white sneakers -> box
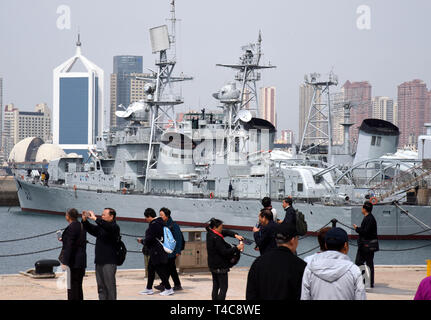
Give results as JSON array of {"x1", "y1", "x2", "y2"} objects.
[
  {"x1": 139, "y1": 288, "x2": 154, "y2": 295},
  {"x1": 159, "y1": 288, "x2": 174, "y2": 296},
  {"x1": 139, "y1": 288, "x2": 175, "y2": 296}
]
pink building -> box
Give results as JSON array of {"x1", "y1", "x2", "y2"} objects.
[
  {"x1": 397, "y1": 80, "x2": 429, "y2": 147},
  {"x1": 342, "y1": 80, "x2": 372, "y2": 145}
]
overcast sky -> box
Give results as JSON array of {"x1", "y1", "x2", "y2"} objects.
[{"x1": 1, "y1": 0, "x2": 430, "y2": 138}]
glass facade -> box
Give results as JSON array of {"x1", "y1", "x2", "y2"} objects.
[
  {"x1": 113, "y1": 56, "x2": 143, "y2": 74},
  {"x1": 59, "y1": 77, "x2": 89, "y2": 144},
  {"x1": 113, "y1": 56, "x2": 143, "y2": 127},
  {"x1": 94, "y1": 77, "x2": 99, "y2": 140}
]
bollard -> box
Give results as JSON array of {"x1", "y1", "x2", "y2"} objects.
[
  {"x1": 427, "y1": 260, "x2": 431, "y2": 277},
  {"x1": 331, "y1": 219, "x2": 338, "y2": 228}
]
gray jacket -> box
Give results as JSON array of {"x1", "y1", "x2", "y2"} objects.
[{"x1": 301, "y1": 250, "x2": 366, "y2": 300}]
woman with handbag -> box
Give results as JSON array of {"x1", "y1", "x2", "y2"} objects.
[
  {"x1": 59, "y1": 208, "x2": 87, "y2": 300},
  {"x1": 353, "y1": 201, "x2": 378, "y2": 288},
  {"x1": 206, "y1": 218, "x2": 244, "y2": 300}
]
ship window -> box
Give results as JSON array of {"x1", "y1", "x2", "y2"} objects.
[
  {"x1": 371, "y1": 136, "x2": 376, "y2": 146},
  {"x1": 297, "y1": 183, "x2": 303, "y2": 192},
  {"x1": 376, "y1": 136, "x2": 381, "y2": 146}
]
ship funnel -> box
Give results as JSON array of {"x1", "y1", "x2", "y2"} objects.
[{"x1": 353, "y1": 119, "x2": 400, "y2": 165}]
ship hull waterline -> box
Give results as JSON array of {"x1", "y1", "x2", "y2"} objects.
[{"x1": 15, "y1": 179, "x2": 431, "y2": 240}]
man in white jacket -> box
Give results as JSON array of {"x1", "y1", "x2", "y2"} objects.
[{"x1": 301, "y1": 227, "x2": 366, "y2": 300}]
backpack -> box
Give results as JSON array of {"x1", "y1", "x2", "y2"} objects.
[
  {"x1": 169, "y1": 223, "x2": 186, "y2": 252},
  {"x1": 116, "y1": 236, "x2": 127, "y2": 266},
  {"x1": 158, "y1": 226, "x2": 176, "y2": 254},
  {"x1": 295, "y1": 209, "x2": 308, "y2": 236},
  {"x1": 180, "y1": 230, "x2": 185, "y2": 251}
]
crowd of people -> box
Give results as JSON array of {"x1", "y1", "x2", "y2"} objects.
[{"x1": 57, "y1": 198, "x2": 430, "y2": 301}]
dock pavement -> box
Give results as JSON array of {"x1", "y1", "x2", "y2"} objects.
[{"x1": 0, "y1": 265, "x2": 426, "y2": 300}]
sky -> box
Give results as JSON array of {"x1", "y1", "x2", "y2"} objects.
[{"x1": 0, "y1": 0, "x2": 430, "y2": 138}]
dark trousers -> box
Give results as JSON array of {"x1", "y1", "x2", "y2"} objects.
[
  {"x1": 211, "y1": 272, "x2": 228, "y2": 300},
  {"x1": 355, "y1": 249, "x2": 375, "y2": 286},
  {"x1": 95, "y1": 264, "x2": 117, "y2": 300},
  {"x1": 147, "y1": 259, "x2": 171, "y2": 290},
  {"x1": 167, "y1": 256, "x2": 181, "y2": 287},
  {"x1": 67, "y1": 268, "x2": 85, "y2": 300}
]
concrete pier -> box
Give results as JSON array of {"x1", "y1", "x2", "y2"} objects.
[
  {"x1": 0, "y1": 176, "x2": 19, "y2": 206},
  {"x1": 0, "y1": 265, "x2": 426, "y2": 300}
]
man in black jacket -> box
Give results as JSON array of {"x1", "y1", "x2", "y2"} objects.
[
  {"x1": 281, "y1": 197, "x2": 297, "y2": 230},
  {"x1": 253, "y1": 209, "x2": 277, "y2": 255},
  {"x1": 82, "y1": 208, "x2": 120, "y2": 300},
  {"x1": 60, "y1": 208, "x2": 86, "y2": 300},
  {"x1": 138, "y1": 208, "x2": 173, "y2": 296},
  {"x1": 246, "y1": 223, "x2": 306, "y2": 300},
  {"x1": 353, "y1": 201, "x2": 378, "y2": 288}
]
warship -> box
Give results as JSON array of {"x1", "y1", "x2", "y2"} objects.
[{"x1": 13, "y1": 1, "x2": 431, "y2": 239}]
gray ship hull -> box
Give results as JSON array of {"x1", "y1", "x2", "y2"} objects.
[{"x1": 16, "y1": 179, "x2": 431, "y2": 239}]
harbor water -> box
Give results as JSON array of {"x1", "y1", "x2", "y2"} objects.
[{"x1": 0, "y1": 207, "x2": 430, "y2": 275}]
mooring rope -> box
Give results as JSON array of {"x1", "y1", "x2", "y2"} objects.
[{"x1": 1, "y1": 217, "x2": 430, "y2": 258}]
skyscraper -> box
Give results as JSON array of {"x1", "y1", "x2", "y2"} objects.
[
  {"x1": 53, "y1": 35, "x2": 104, "y2": 157},
  {"x1": 397, "y1": 79, "x2": 429, "y2": 147},
  {"x1": 0, "y1": 77, "x2": 3, "y2": 148},
  {"x1": 341, "y1": 81, "x2": 372, "y2": 145},
  {"x1": 2, "y1": 104, "x2": 18, "y2": 159},
  {"x1": 110, "y1": 55, "x2": 145, "y2": 128},
  {"x1": 372, "y1": 96, "x2": 395, "y2": 124},
  {"x1": 280, "y1": 129, "x2": 294, "y2": 144},
  {"x1": 259, "y1": 87, "x2": 276, "y2": 127},
  {"x1": 299, "y1": 84, "x2": 324, "y2": 146},
  {"x1": 330, "y1": 91, "x2": 346, "y2": 146}
]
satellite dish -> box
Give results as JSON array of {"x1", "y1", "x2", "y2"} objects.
[
  {"x1": 115, "y1": 101, "x2": 145, "y2": 118},
  {"x1": 237, "y1": 109, "x2": 252, "y2": 123}
]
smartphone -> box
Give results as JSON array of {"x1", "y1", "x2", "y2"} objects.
[{"x1": 56, "y1": 230, "x2": 62, "y2": 240}]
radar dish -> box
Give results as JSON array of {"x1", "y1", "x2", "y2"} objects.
[{"x1": 237, "y1": 109, "x2": 252, "y2": 123}]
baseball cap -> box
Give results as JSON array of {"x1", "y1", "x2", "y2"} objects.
[{"x1": 324, "y1": 227, "x2": 348, "y2": 246}]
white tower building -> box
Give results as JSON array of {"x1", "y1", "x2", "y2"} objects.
[{"x1": 53, "y1": 35, "x2": 104, "y2": 157}]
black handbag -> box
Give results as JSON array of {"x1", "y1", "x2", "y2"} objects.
[
  {"x1": 361, "y1": 239, "x2": 379, "y2": 253},
  {"x1": 228, "y1": 248, "x2": 241, "y2": 267}
]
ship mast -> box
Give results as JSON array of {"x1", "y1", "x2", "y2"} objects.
[
  {"x1": 216, "y1": 31, "x2": 275, "y2": 118},
  {"x1": 299, "y1": 71, "x2": 338, "y2": 160},
  {"x1": 142, "y1": 0, "x2": 192, "y2": 192}
]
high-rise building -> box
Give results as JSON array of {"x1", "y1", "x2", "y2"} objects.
[
  {"x1": 299, "y1": 84, "x2": 323, "y2": 145},
  {"x1": 372, "y1": 96, "x2": 395, "y2": 124},
  {"x1": 110, "y1": 56, "x2": 146, "y2": 128},
  {"x1": 280, "y1": 129, "x2": 294, "y2": 144},
  {"x1": 341, "y1": 81, "x2": 372, "y2": 145},
  {"x1": 17, "y1": 103, "x2": 52, "y2": 143},
  {"x1": 329, "y1": 91, "x2": 346, "y2": 146},
  {"x1": 0, "y1": 77, "x2": 3, "y2": 148},
  {"x1": 2, "y1": 104, "x2": 18, "y2": 159},
  {"x1": 397, "y1": 79, "x2": 429, "y2": 147},
  {"x1": 113, "y1": 55, "x2": 143, "y2": 75},
  {"x1": 1, "y1": 103, "x2": 51, "y2": 159},
  {"x1": 53, "y1": 35, "x2": 104, "y2": 157},
  {"x1": 393, "y1": 103, "x2": 398, "y2": 126},
  {"x1": 259, "y1": 87, "x2": 276, "y2": 127}
]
